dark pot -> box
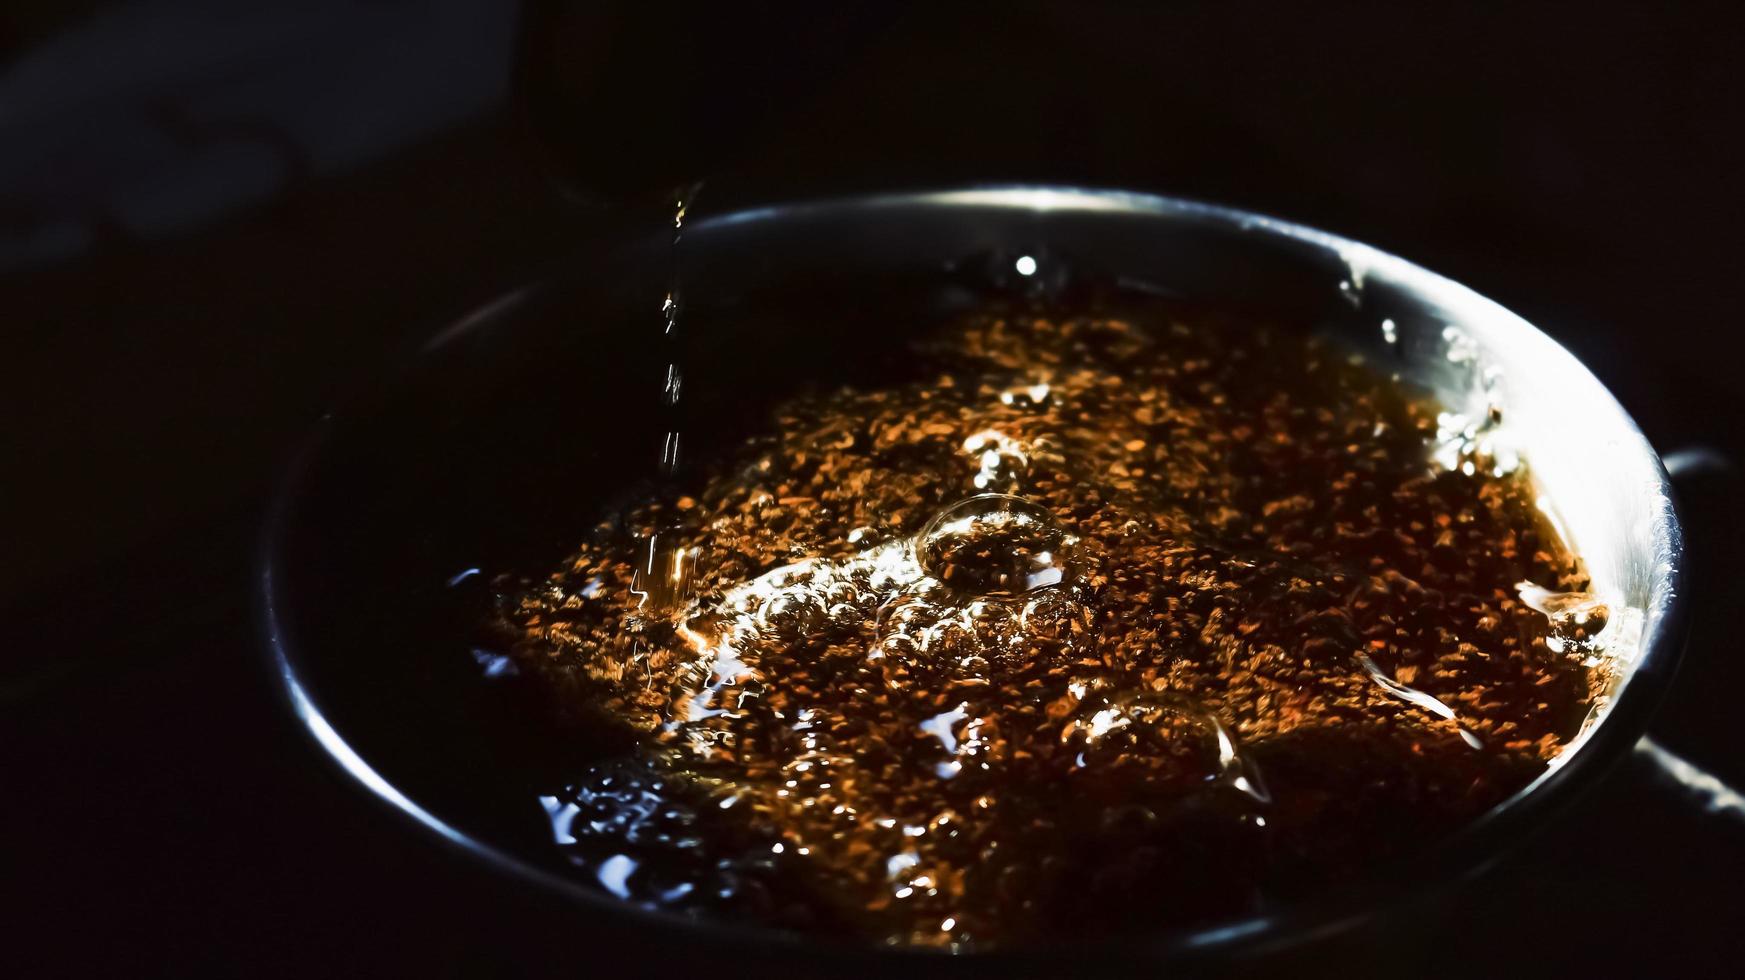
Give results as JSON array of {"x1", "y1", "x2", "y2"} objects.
[{"x1": 260, "y1": 188, "x2": 1685, "y2": 972}]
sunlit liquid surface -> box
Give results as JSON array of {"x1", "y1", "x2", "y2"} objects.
[{"x1": 496, "y1": 307, "x2": 1617, "y2": 949}]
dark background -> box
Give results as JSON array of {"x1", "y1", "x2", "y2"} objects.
[{"x1": 7, "y1": 2, "x2": 1745, "y2": 976}]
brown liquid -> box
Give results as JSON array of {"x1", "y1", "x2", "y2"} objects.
[{"x1": 497, "y1": 308, "x2": 1608, "y2": 949}]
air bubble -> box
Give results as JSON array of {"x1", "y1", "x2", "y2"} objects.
[
  {"x1": 1356, "y1": 652, "x2": 1483, "y2": 750},
  {"x1": 1017, "y1": 585, "x2": 1091, "y2": 644},
  {"x1": 1518, "y1": 582, "x2": 1611, "y2": 655},
  {"x1": 1059, "y1": 692, "x2": 1269, "y2": 806},
  {"x1": 759, "y1": 593, "x2": 830, "y2": 639},
  {"x1": 962, "y1": 429, "x2": 1029, "y2": 493},
  {"x1": 917, "y1": 494, "x2": 1074, "y2": 596},
  {"x1": 998, "y1": 382, "x2": 1053, "y2": 409}
]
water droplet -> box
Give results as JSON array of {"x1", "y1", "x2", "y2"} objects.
[
  {"x1": 968, "y1": 246, "x2": 1070, "y2": 298},
  {"x1": 917, "y1": 494, "x2": 1073, "y2": 596},
  {"x1": 662, "y1": 362, "x2": 683, "y2": 405},
  {"x1": 1442, "y1": 324, "x2": 1480, "y2": 366},
  {"x1": 630, "y1": 530, "x2": 694, "y2": 615},
  {"x1": 1338, "y1": 248, "x2": 1370, "y2": 310},
  {"x1": 659, "y1": 430, "x2": 683, "y2": 475}
]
